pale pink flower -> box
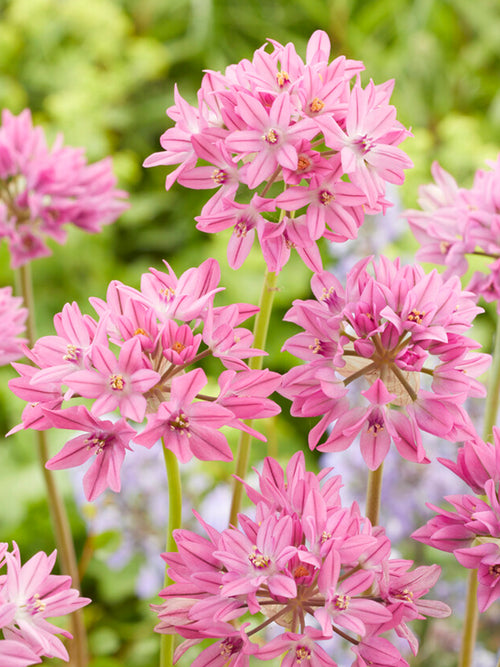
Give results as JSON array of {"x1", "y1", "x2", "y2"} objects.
[
  {"x1": 0, "y1": 108, "x2": 128, "y2": 268},
  {"x1": 0, "y1": 287, "x2": 27, "y2": 365},
  {"x1": 0, "y1": 543, "x2": 90, "y2": 661}
]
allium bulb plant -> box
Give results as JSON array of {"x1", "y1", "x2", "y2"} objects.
[
  {"x1": 280, "y1": 255, "x2": 490, "y2": 469},
  {"x1": 0, "y1": 108, "x2": 129, "y2": 268},
  {"x1": 3, "y1": 26, "x2": 500, "y2": 667},
  {"x1": 0, "y1": 542, "x2": 90, "y2": 665},
  {"x1": 153, "y1": 452, "x2": 450, "y2": 666},
  {"x1": 145, "y1": 30, "x2": 413, "y2": 273},
  {"x1": 8, "y1": 257, "x2": 281, "y2": 500}
]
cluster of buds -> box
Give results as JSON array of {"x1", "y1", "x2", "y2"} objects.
[
  {"x1": 145, "y1": 30, "x2": 412, "y2": 272},
  {"x1": 0, "y1": 542, "x2": 89, "y2": 666},
  {"x1": 0, "y1": 108, "x2": 128, "y2": 268},
  {"x1": 8, "y1": 258, "x2": 281, "y2": 500},
  {"x1": 280, "y1": 256, "x2": 489, "y2": 469},
  {"x1": 153, "y1": 452, "x2": 449, "y2": 666},
  {"x1": 413, "y1": 429, "x2": 500, "y2": 612},
  {"x1": 405, "y1": 155, "x2": 500, "y2": 310}
]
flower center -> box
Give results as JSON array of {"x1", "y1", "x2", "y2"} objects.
[
  {"x1": 172, "y1": 340, "x2": 186, "y2": 353},
  {"x1": 85, "y1": 434, "x2": 108, "y2": 454},
  {"x1": 394, "y1": 588, "x2": 414, "y2": 602},
  {"x1": 63, "y1": 344, "x2": 81, "y2": 362},
  {"x1": 295, "y1": 646, "x2": 311, "y2": 662},
  {"x1": 293, "y1": 565, "x2": 310, "y2": 579},
  {"x1": 407, "y1": 309, "x2": 425, "y2": 324},
  {"x1": 319, "y1": 190, "x2": 335, "y2": 205},
  {"x1": 263, "y1": 128, "x2": 279, "y2": 145},
  {"x1": 296, "y1": 155, "x2": 311, "y2": 172},
  {"x1": 489, "y1": 564, "x2": 500, "y2": 578},
  {"x1": 109, "y1": 374, "x2": 125, "y2": 391},
  {"x1": 235, "y1": 219, "x2": 250, "y2": 237},
  {"x1": 170, "y1": 411, "x2": 190, "y2": 434},
  {"x1": 27, "y1": 593, "x2": 46, "y2": 616},
  {"x1": 333, "y1": 594, "x2": 350, "y2": 610},
  {"x1": 220, "y1": 637, "x2": 243, "y2": 656},
  {"x1": 211, "y1": 168, "x2": 227, "y2": 185},
  {"x1": 248, "y1": 550, "x2": 270, "y2": 569},
  {"x1": 309, "y1": 97, "x2": 325, "y2": 113},
  {"x1": 134, "y1": 327, "x2": 147, "y2": 336},
  {"x1": 276, "y1": 70, "x2": 290, "y2": 87}
]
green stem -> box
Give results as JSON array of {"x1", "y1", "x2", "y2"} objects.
[
  {"x1": 229, "y1": 269, "x2": 278, "y2": 526},
  {"x1": 459, "y1": 317, "x2": 500, "y2": 667},
  {"x1": 459, "y1": 569, "x2": 479, "y2": 667},
  {"x1": 160, "y1": 444, "x2": 182, "y2": 667},
  {"x1": 365, "y1": 462, "x2": 384, "y2": 526},
  {"x1": 482, "y1": 317, "x2": 500, "y2": 442},
  {"x1": 16, "y1": 263, "x2": 87, "y2": 667}
]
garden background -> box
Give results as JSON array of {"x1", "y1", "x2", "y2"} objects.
[{"x1": 1, "y1": 0, "x2": 500, "y2": 664}]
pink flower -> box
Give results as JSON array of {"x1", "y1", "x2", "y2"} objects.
[
  {"x1": 134, "y1": 368, "x2": 234, "y2": 462},
  {"x1": 152, "y1": 452, "x2": 446, "y2": 663},
  {"x1": 0, "y1": 543, "x2": 90, "y2": 662},
  {"x1": 0, "y1": 287, "x2": 27, "y2": 365},
  {"x1": 65, "y1": 337, "x2": 160, "y2": 422},
  {"x1": 0, "y1": 109, "x2": 128, "y2": 267},
  {"x1": 44, "y1": 406, "x2": 138, "y2": 501},
  {"x1": 281, "y1": 256, "x2": 488, "y2": 467},
  {"x1": 145, "y1": 31, "x2": 412, "y2": 273}
]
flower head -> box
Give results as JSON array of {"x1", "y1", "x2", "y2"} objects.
[
  {"x1": 281, "y1": 256, "x2": 488, "y2": 468},
  {"x1": 0, "y1": 109, "x2": 128, "y2": 267}
]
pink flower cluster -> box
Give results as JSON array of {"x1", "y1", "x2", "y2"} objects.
[
  {"x1": 153, "y1": 452, "x2": 449, "y2": 666},
  {"x1": 0, "y1": 108, "x2": 129, "y2": 268},
  {"x1": 413, "y1": 429, "x2": 500, "y2": 612},
  {"x1": 280, "y1": 256, "x2": 489, "y2": 469},
  {"x1": 9, "y1": 258, "x2": 281, "y2": 500},
  {"x1": 405, "y1": 155, "x2": 500, "y2": 310},
  {"x1": 145, "y1": 30, "x2": 412, "y2": 272},
  {"x1": 0, "y1": 542, "x2": 90, "y2": 666},
  {"x1": 0, "y1": 286, "x2": 27, "y2": 366}
]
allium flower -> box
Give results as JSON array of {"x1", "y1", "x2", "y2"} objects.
[
  {"x1": 152, "y1": 452, "x2": 449, "y2": 664},
  {"x1": 0, "y1": 542, "x2": 90, "y2": 662},
  {"x1": 0, "y1": 108, "x2": 128, "y2": 268},
  {"x1": 0, "y1": 286, "x2": 27, "y2": 365},
  {"x1": 405, "y1": 155, "x2": 500, "y2": 310},
  {"x1": 145, "y1": 31, "x2": 412, "y2": 272},
  {"x1": 9, "y1": 258, "x2": 281, "y2": 500},
  {"x1": 413, "y1": 429, "x2": 500, "y2": 612},
  {"x1": 280, "y1": 256, "x2": 489, "y2": 468}
]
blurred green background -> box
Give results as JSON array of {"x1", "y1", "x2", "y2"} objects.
[{"x1": 1, "y1": 0, "x2": 500, "y2": 664}]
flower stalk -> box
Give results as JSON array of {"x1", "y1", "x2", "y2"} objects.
[
  {"x1": 229, "y1": 268, "x2": 277, "y2": 526},
  {"x1": 459, "y1": 317, "x2": 500, "y2": 667},
  {"x1": 160, "y1": 442, "x2": 182, "y2": 667}
]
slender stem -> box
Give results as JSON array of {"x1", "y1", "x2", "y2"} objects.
[
  {"x1": 482, "y1": 317, "x2": 500, "y2": 442},
  {"x1": 16, "y1": 263, "x2": 87, "y2": 667},
  {"x1": 459, "y1": 569, "x2": 479, "y2": 667},
  {"x1": 365, "y1": 462, "x2": 384, "y2": 526},
  {"x1": 459, "y1": 318, "x2": 500, "y2": 667},
  {"x1": 160, "y1": 444, "x2": 182, "y2": 667},
  {"x1": 229, "y1": 269, "x2": 278, "y2": 526}
]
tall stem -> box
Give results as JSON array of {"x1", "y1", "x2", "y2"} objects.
[
  {"x1": 16, "y1": 263, "x2": 87, "y2": 667},
  {"x1": 365, "y1": 463, "x2": 384, "y2": 526},
  {"x1": 459, "y1": 317, "x2": 500, "y2": 667},
  {"x1": 459, "y1": 569, "x2": 479, "y2": 667},
  {"x1": 229, "y1": 269, "x2": 277, "y2": 526},
  {"x1": 160, "y1": 444, "x2": 182, "y2": 667}
]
